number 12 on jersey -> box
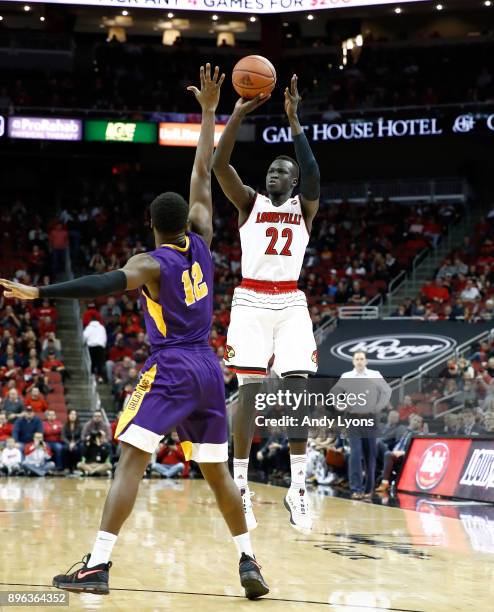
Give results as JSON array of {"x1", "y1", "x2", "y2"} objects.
[
  {"x1": 182, "y1": 261, "x2": 208, "y2": 306},
  {"x1": 265, "y1": 227, "x2": 293, "y2": 256}
]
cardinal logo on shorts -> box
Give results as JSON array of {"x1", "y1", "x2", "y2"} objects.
[
  {"x1": 225, "y1": 345, "x2": 236, "y2": 361},
  {"x1": 311, "y1": 350, "x2": 318, "y2": 364}
]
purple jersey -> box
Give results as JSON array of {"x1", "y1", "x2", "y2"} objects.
[{"x1": 140, "y1": 232, "x2": 213, "y2": 351}]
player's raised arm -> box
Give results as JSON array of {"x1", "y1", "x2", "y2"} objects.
[
  {"x1": 0, "y1": 253, "x2": 160, "y2": 301},
  {"x1": 187, "y1": 63, "x2": 225, "y2": 248},
  {"x1": 285, "y1": 75, "x2": 320, "y2": 231},
  {"x1": 212, "y1": 95, "x2": 270, "y2": 213}
]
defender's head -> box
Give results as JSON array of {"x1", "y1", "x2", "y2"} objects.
[
  {"x1": 266, "y1": 156, "x2": 299, "y2": 196},
  {"x1": 150, "y1": 192, "x2": 189, "y2": 236}
]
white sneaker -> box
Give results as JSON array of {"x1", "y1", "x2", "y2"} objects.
[
  {"x1": 240, "y1": 487, "x2": 258, "y2": 531},
  {"x1": 284, "y1": 487, "x2": 312, "y2": 533}
]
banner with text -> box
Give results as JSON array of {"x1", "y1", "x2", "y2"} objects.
[
  {"x1": 259, "y1": 110, "x2": 494, "y2": 144},
  {"x1": 159, "y1": 122, "x2": 226, "y2": 147},
  {"x1": 318, "y1": 320, "x2": 493, "y2": 378},
  {"x1": 0, "y1": 0, "x2": 430, "y2": 15},
  {"x1": 8, "y1": 117, "x2": 82, "y2": 141},
  {"x1": 85, "y1": 120, "x2": 157, "y2": 143},
  {"x1": 398, "y1": 437, "x2": 494, "y2": 503}
]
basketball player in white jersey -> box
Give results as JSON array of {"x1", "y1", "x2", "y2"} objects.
[{"x1": 213, "y1": 75, "x2": 320, "y2": 532}]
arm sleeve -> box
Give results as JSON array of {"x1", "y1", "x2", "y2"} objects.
[
  {"x1": 292, "y1": 132, "x2": 320, "y2": 201},
  {"x1": 39, "y1": 270, "x2": 127, "y2": 300}
]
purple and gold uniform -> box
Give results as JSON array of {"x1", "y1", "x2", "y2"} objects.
[{"x1": 115, "y1": 232, "x2": 228, "y2": 462}]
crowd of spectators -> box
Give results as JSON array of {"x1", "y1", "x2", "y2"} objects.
[
  {"x1": 392, "y1": 207, "x2": 494, "y2": 321},
  {"x1": 0, "y1": 33, "x2": 492, "y2": 114}
]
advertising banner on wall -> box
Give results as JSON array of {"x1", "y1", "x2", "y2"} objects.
[
  {"x1": 159, "y1": 122, "x2": 226, "y2": 147},
  {"x1": 85, "y1": 120, "x2": 157, "y2": 143},
  {"x1": 259, "y1": 111, "x2": 494, "y2": 144},
  {"x1": 8, "y1": 117, "x2": 82, "y2": 141},
  {"x1": 318, "y1": 320, "x2": 493, "y2": 378},
  {"x1": 0, "y1": 0, "x2": 430, "y2": 16},
  {"x1": 398, "y1": 437, "x2": 494, "y2": 503}
]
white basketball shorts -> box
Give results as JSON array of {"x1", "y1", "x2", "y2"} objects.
[{"x1": 224, "y1": 287, "x2": 318, "y2": 377}]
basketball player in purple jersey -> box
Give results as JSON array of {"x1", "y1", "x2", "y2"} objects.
[{"x1": 0, "y1": 65, "x2": 269, "y2": 600}]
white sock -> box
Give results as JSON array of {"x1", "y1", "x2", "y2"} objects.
[
  {"x1": 233, "y1": 532, "x2": 254, "y2": 558},
  {"x1": 233, "y1": 458, "x2": 249, "y2": 489},
  {"x1": 87, "y1": 531, "x2": 118, "y2": 567},
  {"x1": 290, "y1": 454, "x2": 307, "y2": 488}
]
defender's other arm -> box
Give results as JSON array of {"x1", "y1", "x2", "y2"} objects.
[{"x1": 0, "y1": 253, "x2": 160, "y2": 301}]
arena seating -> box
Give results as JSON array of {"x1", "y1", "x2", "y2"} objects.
[{"x1": 0, "y1": 33, "x2": 492, "y2": 114}]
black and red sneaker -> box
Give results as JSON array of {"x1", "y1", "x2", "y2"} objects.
[
  {"x1": 239, "y1": 553, "x2": 269, "y2": 600},
  {"x1": 52, "y1": 554, "x2": 111, "y2": 595}
]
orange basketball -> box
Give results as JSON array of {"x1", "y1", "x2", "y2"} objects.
[{"x1": 232, "y1": 55, "x2": 276, "y2": 100}]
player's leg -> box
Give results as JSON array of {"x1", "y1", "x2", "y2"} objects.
[
  {"x1": 225, "y1": 305, "x2": 273, "y2": 529},
  {"x1": 273, "y1": 305, "x2": 318, "y2": 532},
  {"x1": 198, "y1": 460, "x2": 269, "y2": 599},
  {"x1": 52, "y1": 442, "x2": 150, "y2": 594},
  {"x1": 53, "y1": 362, "x2": 161, "y2": 594}
]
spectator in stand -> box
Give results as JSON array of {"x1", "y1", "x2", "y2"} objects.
[
  {"x1": 334, "y1": 280, "x2": 350, "y2": 304},
  {"x1": 24, "y1": 387, "x2": 49, "y2": 414},
  {"x1": 42, "y1": 350, "x2": 69, "y2": 383},
  {"x1": 437, "y1": 259, "x2": 456, "y2": 280},
  {"x1": 397, "y1": 395, "x2": 417, "y2": 422},
  {"x1": 380, "y1": 409, "x2": 407, "y2": 450},
  {"x1": 81, "y1": 409, "x2": 111, "y2": 440},
  {"x1": 41, "y1": 332, "x2": 62, "y2": 360},
  {"x1": 61, "y1": 409, "x2": 82, "y2": 473},
  {"x1": 348, "y1": 280, "x2": 367, "y2": 305},
  {"x1": 36, "y1": 299, "x2": 57, "y2": 324},
  {"x1": 100, "y1": 296, "x2": 122, "y2": 322},
  {"x1": 421, "y1": 278, "x2": 450, "y2": 303},
  {"x1": 461, "y1": 279, "x2": 481, "y2": 302},
  {"x1": 150, "y1": 433, "x2": 187, "y2": 479},
  {"x1": 410, "y1": 298, "x2": 426, "y2": 317},
  {"x1": 256, "y1": 431, "x2": 290, "y2": 481},
  {"x1": 77, "y1": 430, "x2": 112, "y2": 477},
  {"x1": 83, "y1": 316, "x2": 108, "y2": 383},
  {"x1": 376, "y1": 414, "x2": 423, "y2": 492},
  {"x1": 82, "y1": 303, "x2": 104, "y2": 328},
  {"x1": 0, "y1": 412, "x2": 13, "y2": 448},
  {"x1": 451, "y1": 297, "x2": 465, "y2": 318},
  {"x1": 2, "y1": 388, "x2": 25, "y2": 422},
  {"x1": 0, "y1": 437, "x2": 22, "y2": 476},
  {"x1": 21, "y1": 431, "x2": 55, "y2": 477},
  {"x1": 13, "y1": 406, "x2": 43, "y2": 450},
  {"x1": 461, "y1": 409, "x2": 484, "y2": 435},
  {"x1": 442, "y1": 413, "x2": 461, "y2": 434},
  {"x1": 48, "y1": 222, "x2": 69, "y2": 272},
  {"x1": 43, "y1": 409, "x2": 64, "y2": 470}
]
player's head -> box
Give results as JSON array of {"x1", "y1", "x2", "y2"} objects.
[
  {"x1": 266, "y1": 156, "x2": 299, "y2": 196},
  {"x1": 150, "y1": 192, "x2": 189, "y2": 237}
]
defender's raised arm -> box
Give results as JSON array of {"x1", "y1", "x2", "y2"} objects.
[{"x1": 187, "y1": 63, "x2": 225, "y2": 248}]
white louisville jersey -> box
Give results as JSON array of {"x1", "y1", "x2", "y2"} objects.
[{"x1": 239, "y1": 193, "x2": 309, "y2": 282}]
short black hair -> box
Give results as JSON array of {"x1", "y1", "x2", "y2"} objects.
[
  {"x1": 274, "y1": 155, "x2": 300, "y2": 179},
  {"x1": 150, "y1": 192, "x2": 189, "y2": 234}
]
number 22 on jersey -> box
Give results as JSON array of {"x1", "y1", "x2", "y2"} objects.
[
  {"x1": 265, "y1": 227, "x2": 293, "y2": 256},
  {"x1": 182, "y1": 261, "x2": 208, "y2": 306}
]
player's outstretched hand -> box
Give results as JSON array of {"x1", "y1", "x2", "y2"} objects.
[
  {"x1": 0, "y1": 278, "x2": 39, "y2": 300},
  {"x1": 284, "y1": 74, "x2": 301, "y2": 119},
  {"x1": 234, "y1": 93, "x2": 271, "y2": 117},
  {"x1": 187, "y1": 63, "x2": 225, "y2": 112}
]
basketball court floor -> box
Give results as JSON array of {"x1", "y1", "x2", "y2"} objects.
[{"x1": 1, "y1": 478, "x2": 493, "y2": 611}]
